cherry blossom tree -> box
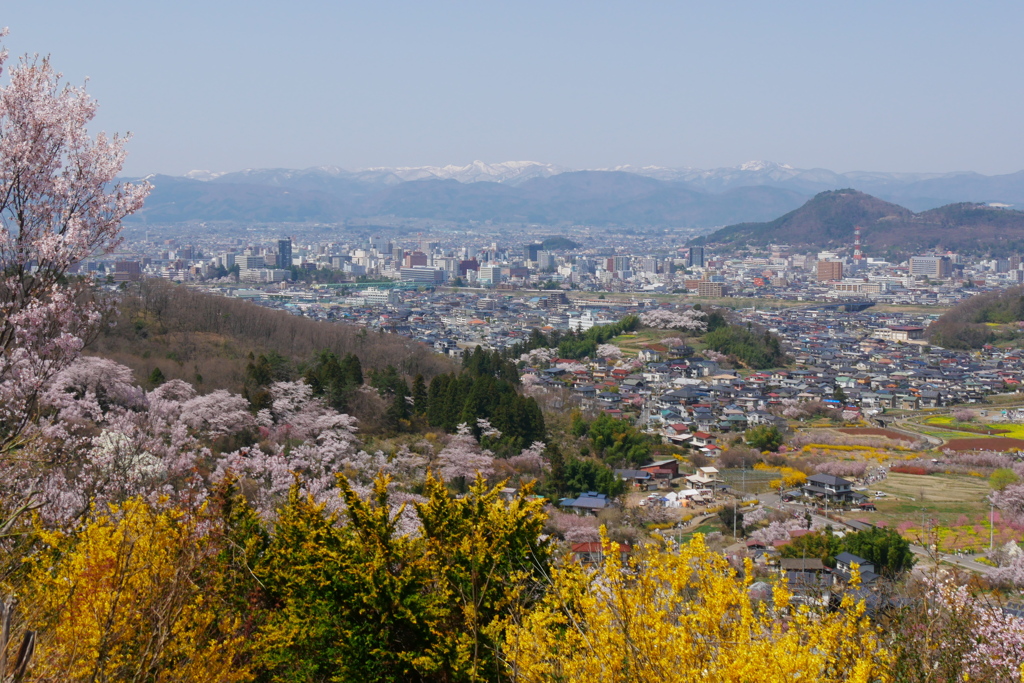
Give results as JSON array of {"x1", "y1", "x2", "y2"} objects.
[
  {"x1": 952, "y1": 409, "x2": 975, "y2": 422},
  {"x1": 992, "y1": 552, "x2": 1024, "y2": 588},
  {"x1": 519, "y1": 347, "x2": 557, "y2": 365},
  {"x1": 815, "y1": 461, "x2": 868, "y2": 479},
  {"x1": 596, "y1": 343, "x2": 622, "y2": 360},
  {"x1": 508, "y1": 441, "x2": 547, "y2": 473},
  {"x1": 639, "y1": 308, "x2": 707, "y2": 332},
  {"x1": 704, "y1": 349, "x2": 730, "y2": 365},
  {"x1": 749, "y1": 520, "x2": 792, "y2": 545},
  {"x1": 146, "y1": 379, "x2": 198, "y2": 422},
  {"x1": 179, "y1": 390, "x2": 255, "y2": 438},
  {"x1": 661, "y1": 336, "x2": 684, "y2": 348},
  {"x1": 991, "y1": 483, "x2": 1024, "y2": 526},
  {"x1": 437, "y1": 423, "x2": 495, "y2": 482},
  {"x1": 0, "y1": 35, "x2": 149, "y2": 454},
  {"x1": 546, "y1": 508, "x2": 600, "y2": 543},
  {"x1": 519, "y1": 373, "x2": 545, "y2": 397},
  {"x1": 927, "y1": 576, "x2": 1024, "y2": 681},
  {"x1": 42, "y1": 356, "x2": 147, "y2": 422}
]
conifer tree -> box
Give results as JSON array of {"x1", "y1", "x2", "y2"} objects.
[{"x1": 411, "y1": 374, "x2": 427, "y2": 415}]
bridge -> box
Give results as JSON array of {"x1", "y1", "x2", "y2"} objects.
[{"x1": 796, "y1": 300, "x2": 876, "y2": 313}]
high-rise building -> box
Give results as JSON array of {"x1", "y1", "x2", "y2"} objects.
[
  {"x1": 478, "y1": 266, "x2": 504, "y2": 284},
  {"x1": 238, "y1": 254, "x2": 265, "y2": 271},
  {"x1": 817, "y1": 260, "x2": 844, "y2": 281},
  {"x1": 405, "y1": 251, "x2": 428, "y2": 267},
  {"x1": 277, "y1": 238, "x2": 292, "y2": 269},
  {"x1": 697, "y1": 281, "x2": 725, "y2": 297},
  {"x1": 909, "y1": 256, "x2": 952, "y2": 278},
  {"x1": 688, "y1": 246, "x2": 705, "y2": 268},
  {"x1": 524, "y1": 243, "x2": 542, "y2": 262},
  {"x1": 537, "y1": 251, "x2": 556, "y2": 271}
]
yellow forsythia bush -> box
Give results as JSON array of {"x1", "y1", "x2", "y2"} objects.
[
  {"x1": 19, "y1": 499, "x2": 250, "y2": 683},
  {"x1": 503, "y1": 532, "x2": 890, "y2": 682}
]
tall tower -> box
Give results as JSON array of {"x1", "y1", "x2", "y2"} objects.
[
  {"x1": 853, "y1": 226, "x2": 864, "y2": 264},
  {"x1": 277, "y1": 238, "x2": 292, "y2": 269}
]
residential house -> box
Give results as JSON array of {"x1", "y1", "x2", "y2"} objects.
[
  {"x1": 801, "y1": 474, "x2": 864, "y2": 503},
  {"x1": 686, "y1": 466, "x2": 723, "y2": 490},
  {"x1": 560, "y1": 491, "x2": 609, "y2": 515},
  {"x1": 571, "y1": 541, "x2": 632, "y2": 565},
  {"x1": 834, "y1": 551, "x2": 880, "y2": 585}
]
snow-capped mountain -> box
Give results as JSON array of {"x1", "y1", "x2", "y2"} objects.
[
  {"x1": 184, "y1": 169, "x2": 228, "y2": 181},
  {"x1": 360, "y1": 160, "x2": 570, "y2": 184},
  {"x1": 163, "y1": 160, "x2": 1024, "y2": 216}
]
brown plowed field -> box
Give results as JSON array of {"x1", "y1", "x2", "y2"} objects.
[
  {"x1": 837, "y1": 427, "x2": 911, "y2": 441},
  {"x1": 944, "y1": 437, "x2": 1024, "y2": 451}
]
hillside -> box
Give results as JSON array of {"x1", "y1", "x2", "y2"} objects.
[
  {"x1": 927, "y1": 286, "x2": 1024, "y2": 349},
  {"x1": 88, "y1": 280, "x2": 456, "y2": 428},
  {"x1": 698, "y1": 190, "x2": 908, "y2": 247},
  {"x1": 699, "y1": 189, "x2": 1024, "y2": 255}
]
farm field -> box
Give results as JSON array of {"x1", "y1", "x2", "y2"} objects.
[
  {"x1": 871, "y1": 304, "x2": 951, "y2": 315},
  {"x1": 944, "y1": 437, "x2": 1024, "y2": 451},
  {"x1": 873, "y1": 472, "x2": 988, "y2": 508},
  {"x1": 836, "y1": 427, "x2": 913, "y2": 441},
  {"x1": 867, "y1": 472, "x2": 1017, "y2": 551}
]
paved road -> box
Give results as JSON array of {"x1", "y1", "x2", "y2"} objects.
[
  {"x1": 759, "y1": 492, "x2": 857, "y2": 530},
  {"x1": 908, "y1": 543, "x2": 998, "y2": 576}
]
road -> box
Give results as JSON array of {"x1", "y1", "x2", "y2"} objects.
[{"x1": 908, "y1": 543, "x2": 998, "y2": 576}]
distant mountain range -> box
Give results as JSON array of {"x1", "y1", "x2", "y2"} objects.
[
  {"x1": 129, "y1": 169, "x2": 808, "y2": 227},
  {"x1": 698, "y1": 189, "x2": 1024, "y2": 256},
  {"x1": 127, "y1": 160, "x2": 1024, "y2": 227}
]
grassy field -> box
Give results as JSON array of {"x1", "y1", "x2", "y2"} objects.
[
  {"x1": 567, "y1": 292, "x2": 818, "y2": 310},
  {"x1": 721, "y1": 468, "x2": 778, "y2": 495},
  {"x1": 866, "y1": 472, "x2": 1005, "y2": 550},
  {"x1": 609, "y1": 330, "x2": 670, "y2": 356},
  {"x1": 875, "y1": 472, "x2": 989, "y2": 506},
  {"x1": 609, "y1": 330, "x2": 707, "y2": 357},
  {"x1": 871, "y1": 304, "x2": 951, "y2": 315}
]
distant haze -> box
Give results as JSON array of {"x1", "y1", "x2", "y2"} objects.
[
  {"x1": 4, "y1": 2, "x2": 1024, "y2": 177},
  {"x1": 127, "y1": 162, "x2": 1024, "y2": 228}
]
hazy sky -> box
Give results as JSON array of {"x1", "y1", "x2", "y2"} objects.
[{"x1": 3, "y1": 2, "x2": 1022, "y2": 176}]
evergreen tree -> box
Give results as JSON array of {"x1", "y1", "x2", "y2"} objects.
[
  {"x1": 148, "y1": 366, "x2": 166, "y2": 387},
  {"x1": 411, "y1": 374, "x2": 428, "y2": 416}
]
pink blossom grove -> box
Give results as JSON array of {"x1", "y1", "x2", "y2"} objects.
[{"x1": 638, "y1": 307, "x2": 707, "y2": 332}]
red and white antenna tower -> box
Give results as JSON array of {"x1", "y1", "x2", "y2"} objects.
[{"x1": 853, "y1": 226, "x2": 864, "y2": 262}]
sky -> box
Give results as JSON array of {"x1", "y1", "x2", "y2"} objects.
[{"x1": 3, "y1": 2, "x2": 1023, "y2": 177}]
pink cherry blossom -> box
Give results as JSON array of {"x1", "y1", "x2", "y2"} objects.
[
  {"x1": 437, "y1": 424, "x2": 495, "y2": 481},
  {"x1": 639, "y1": 308, "x2": 707, "y2": 332},
  {"x1": 0, "y1": 41, "x2": 149, "y2": 454}
]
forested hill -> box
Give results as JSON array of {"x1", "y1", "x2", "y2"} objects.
[
  {"x1": 697, "y1": 189, "x2": 1024, "y2": 256},
  {"x1": 88, "y1": 280, "x2": 456, "y2": 426},
  {"x1": 927, "y1": 286, "x2": 1024, "y2": 349}
]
